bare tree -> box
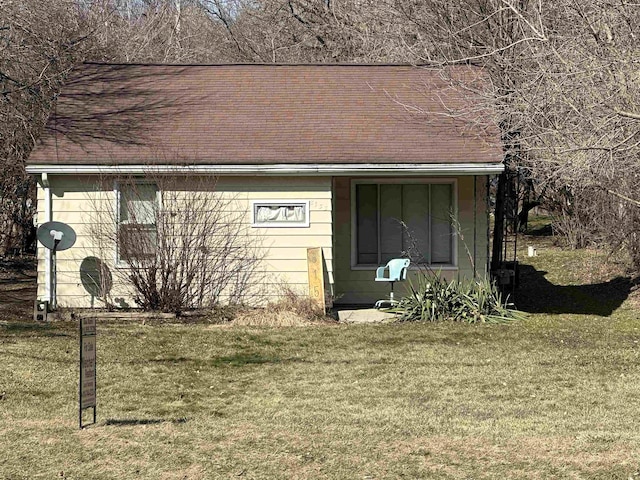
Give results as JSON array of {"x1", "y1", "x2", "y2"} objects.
[
  {"x1": 79, "y1": 0, "x2": 230, "y2": 63},
  {"x1": 5, "y1": 0, "x2": 638, "y2": 270},
  {"x1": 0, "y1": 0, "x2": 233, "y2": 255},
  {"x1": 0, "y1": 0, "x2": 94, "y2": 254},
  {"x1": 195, "y1": 0, "x2": 412, "y2": 62},
  {"x1": 382, "y1": 0, "x2": 640, "y2": 268}
]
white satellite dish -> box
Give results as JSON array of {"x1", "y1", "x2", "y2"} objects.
[{"x1": 37, "y1": 221, "x2": 77, "y2": 310}]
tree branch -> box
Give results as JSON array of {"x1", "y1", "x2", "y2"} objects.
[{"x1": 615, "y1": 108, "x2": 640, "y2": 121}]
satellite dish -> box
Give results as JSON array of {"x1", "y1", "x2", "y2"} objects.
[
  {"x1": 80, "y1": 257, "x2": 112, "y2": 299},
  {"x1": 37, "y1": 221, "x2": 77, "y2": 311},
  {"x1": 37, "y1": 221, "x2": 76, "y2": 252}
]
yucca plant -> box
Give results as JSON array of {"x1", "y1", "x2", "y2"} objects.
[{"x1": 394, "y1": 268, "x2": 525, "y2": 323}]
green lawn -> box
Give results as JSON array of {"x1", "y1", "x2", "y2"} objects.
[{"x1": 1, "y1": 234, "x2": 640, "y2": 479}]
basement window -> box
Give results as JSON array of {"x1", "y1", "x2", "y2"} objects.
[{"x1": 251, "y1": 200, "x2": 310, "y2": 228}]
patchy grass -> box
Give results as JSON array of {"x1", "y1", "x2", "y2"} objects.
[
  {"x1": 1, "y1": 226, "x2": 640, "y2": 479},
  {"x1": 515, "y1": 224, "x2": 637, "y2": 318},
  {"x1": 2, "y1": 315, "x2": 640, "y2": 478}
]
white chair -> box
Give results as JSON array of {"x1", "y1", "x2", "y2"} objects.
[{"x1": 374, "y1": 258, "x2": 410, "y2": 308}]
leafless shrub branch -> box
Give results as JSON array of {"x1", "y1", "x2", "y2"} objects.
[{"x1": 87, "y1": 172, "x2": 266, "y2": 312}]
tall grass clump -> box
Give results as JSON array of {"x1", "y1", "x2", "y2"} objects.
[
  {"x1": 233, "y1": 285, "x2": 334, "y2": 326},
  {"x1": 395, "y1": 269, "x2": 525, "y2": 323}
]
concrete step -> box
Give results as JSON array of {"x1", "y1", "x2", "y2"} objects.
[{"x1": 337, "y1": 308, "x2": 399, "y2": 324}]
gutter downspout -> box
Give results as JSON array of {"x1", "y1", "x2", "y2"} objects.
[{"x1": 42, "y1": 173, "x2": 52, "y2": 303}]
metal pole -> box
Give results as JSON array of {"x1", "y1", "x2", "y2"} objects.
[
  {"x1": 93, "y1": 329, "x2": 97, "y2": 425},
  {"x1": 79, "y1": 319, "x2": 82, "y2": 429},
  {"x1": 51, "y1": 238, "x2": 61, "y2": 310},
  {"x1": 51, "y1": 250, "x2": 57, "y2": 311}
]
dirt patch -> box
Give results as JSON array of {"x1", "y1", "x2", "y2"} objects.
[{"x1": 0, "y1": 256, "x2": 37, "y2": 322}]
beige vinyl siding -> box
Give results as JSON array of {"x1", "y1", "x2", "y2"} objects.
[
  {"x1": 332, "y1": 175, "x2": 490, "y2": 305},
  {"x1": 36, "y1": 175, "x2": 333, "y2": 308}
]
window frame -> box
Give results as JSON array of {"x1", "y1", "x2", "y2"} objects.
[
  {"x1": 349, "y1": 178, "x2": 458, "y2": 270},
  {"x1": 250, "y1": 200, "x2": 310, "y2": 228},
  {"x1": 114, "y1": 179, "x2": 160, "y2": 266}
]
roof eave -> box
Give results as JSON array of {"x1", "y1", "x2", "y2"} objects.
[{"x1": 26, "y1": 163, "x2": 504, "y2": 176}]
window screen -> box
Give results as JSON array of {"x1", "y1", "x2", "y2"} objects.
[
  {"x1": 118, "y1": 182, "x2": 158, "y2": 262},
  {"x1": 355, "y1": 182, "x2": 453, "y2": 265}
]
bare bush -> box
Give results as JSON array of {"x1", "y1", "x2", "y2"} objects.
[
  {"x1": 89, "y1": 174, "x2": 265, "y2": 312},
  {"x1": 555, "y1": 186, "x2": 640, "y2": 272}
]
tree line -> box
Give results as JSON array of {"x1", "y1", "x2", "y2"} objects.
[{"x1": 2, "y1": 0, "x2": 639, "y2": 268}]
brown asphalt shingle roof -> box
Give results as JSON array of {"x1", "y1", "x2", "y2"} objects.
[{"x1": 28, "y1": 63, "x2": 503, "y2": 166}]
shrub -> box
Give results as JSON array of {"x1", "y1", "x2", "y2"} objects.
[
  {"x1": 394, "y1": 268, "x2": 525, "y2": 323},
  {"x1": 89, "y1": 174, "x2": 266, "y2": 313}
]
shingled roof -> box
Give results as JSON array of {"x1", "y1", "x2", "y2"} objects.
[{"x1": 28, "y1": 63, "x2": 503, "y2": 167}]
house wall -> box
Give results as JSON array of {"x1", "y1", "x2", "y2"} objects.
[
  {"x1": 36, "y1": 175, "x2": 333, "y2": 308},
  {"x1": 332, "y1": 176, "x2": 490, "y2": 305}
]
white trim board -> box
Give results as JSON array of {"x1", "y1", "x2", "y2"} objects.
[{"x1": 26, "y1": 163, "x2": 504, "y2": 176}]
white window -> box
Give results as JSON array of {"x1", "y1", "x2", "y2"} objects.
[
  {"x1": 352, "y1": 180, "x2": 455, "y2": 266},
  {"x1": 116, "y1": 182, "x2": 158, "y2": 262},
  {"x1": 251, "y1": 200, "x2": 310, "y2": 227}
]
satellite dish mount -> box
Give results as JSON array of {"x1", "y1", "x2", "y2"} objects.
[{"x1": 37, "y1": 221, "x2": 77, "y2": 311}]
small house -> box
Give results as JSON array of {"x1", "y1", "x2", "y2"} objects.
[{"x1": 26, "y1": 63, "x2": 503, "y2": 308}]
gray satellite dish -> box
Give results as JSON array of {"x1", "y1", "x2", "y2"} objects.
[
  {"x1": 37, "y1": 221, "x2": 77, "y2": 252},
  {"x1": 80, "y1": 256, "x2": 112, "y2": 307},
  {"x1": 37, "y1": 221, "x2": 77, "y2": 310}
]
